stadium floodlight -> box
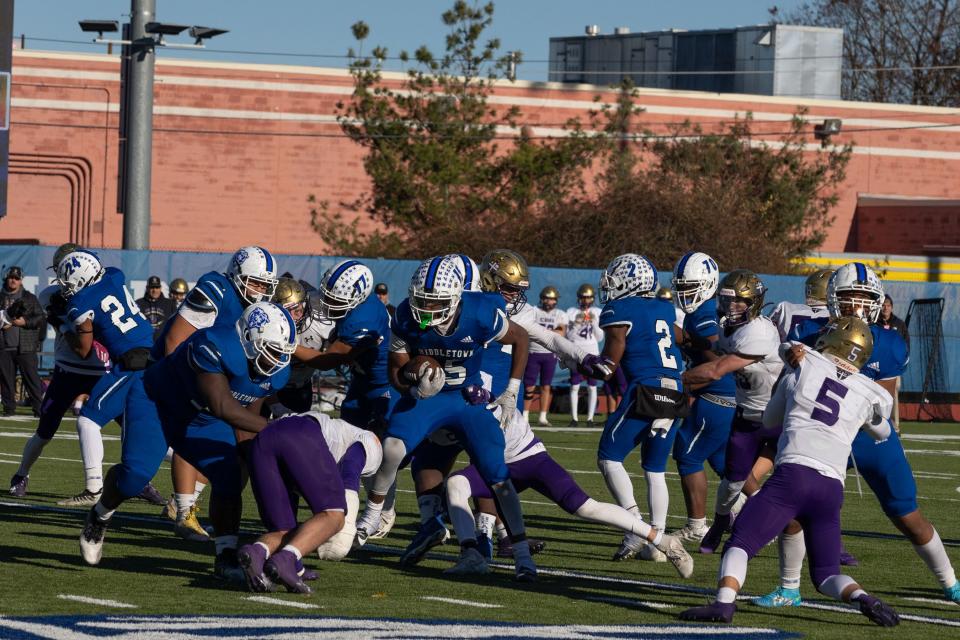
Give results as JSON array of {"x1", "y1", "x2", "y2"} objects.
[
  {"x1": 144, "y1": 22, "x2": 189, "y2": 36},
  {"x1": 78, "y1": 20, "x2": 120, "y2": 38},
  {"x1": 814, "y1": 118, "x2": 842, "y2": 147},
  {"x1": 189, "y1": 26, "x2": 228, "y2": 45}
]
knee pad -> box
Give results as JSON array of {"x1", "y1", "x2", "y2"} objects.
[
  {"x1": 382, "y1": 437, "x2": 408, "y2": 467},
  {"x1": 445, "y1": 474, "x2": 473, "y2": 505}
]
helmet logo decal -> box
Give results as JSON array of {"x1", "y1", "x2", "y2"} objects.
[
  {"x1": 247, "y1": 307, "x2": 270, "y2": 330},
  {"x1": 235, "y1": 249, "x2": 250, "y2": 266},
  {"x1": 353, "y1": 273, "x2": 367, "y2": 297}
]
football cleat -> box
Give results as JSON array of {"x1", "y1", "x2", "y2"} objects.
[
  {"x1": 9, "y1": 474, "x2": 28, "y2": 497},
  {"x1": 699, "y1": 514, "x2": 730, "y2": 554},
  {"x1": 444, "y1": 547, "x2": 491, "y2": 576},
  {"x1": 839, "y1": 546, "x2": 859, "y2": 567},
  {"x1": 174, "y1": 504, "x2": 211, "y2": 542},
  {"x1": 943, "y1": 582, "x2": 960, "y2": 604},
  {"x1": 671, "y1": 523, "x2": 709, "y2": 544},
  {"x1": 612, "y1": 533, "x2": 643, "y2": 561},
  {"x1": 367, "y1": 507, "x2": 396, "y2": 540},
  {"x1": 514, "y1": 556, "x2": 538, "y2": 583},
  {"x1": 497, "y1": 536, "x2": 545, "y2": 559},
  {"x1": 679, "y1": 601, "x2": 736, "y2": 623},
  {"x1": 237, "y1": 544, "x2": 274, "y2": 593},
  {"x1": 58, "y1": 489, "x2": 102, "y2": 507},
  {"x1": 476, "y1": 533, "x2": 494, "y2": 561},
  {"x1": 399, "y1": 516, "x2": 449, "y2": 566},
  {"x1": 214, "y1": 548, "x2": 247, "y2": 584},
  {"x1": 752, "y1": 586, "x2": 802, "y2": 608},
  {"x1": 79, "y1": 507, "x2": 108, "y2": 565},
  {"x1": 296, "y1": 559, "x2": 318, "y2": 581},
  {"x1": 265, "y1": 550, "x2": 312, "y2": 594},
  {"x1": 355, "y1": 505, "x2": 384, "y2": 546},
  {"x1": 567, "y1": 419, "x2": 579, "y2": 428},
  {"x1": 162, "y1": 495, "x2": 177, "y2": 521},
  {"x1": 657, "y1": 535, "x2": 695, "y2": 579},
  {"x1": 537, "y1": 417, "x2": 551, "y2": 427},
  {"x1": 134, "y1": 482, "x2": 167, "y2": 506},
  {"x1": 856, "y1": 594, "x2": 900, "y2": 627},
  {"x1": 639, "y1": 541, "x2": 667, "y2": 562}
]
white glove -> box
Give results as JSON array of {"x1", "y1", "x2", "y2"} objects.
[
  {"x1": 411, "y1": 362, "x2": 446, "y2": 399},
  {"x1": 486, "y1": 377, "x2": 521, "y2": 428},
  {"x1": 318, "y1": 490, "x2": 359, "y2": 561}
]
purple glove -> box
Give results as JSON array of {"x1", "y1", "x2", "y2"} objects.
[
  {"x1": 462, "y1": 384, "x2": 493, "y2": 406},
  {"x1": 581, "y1": 354, "x2": 616, "y2": 380}
]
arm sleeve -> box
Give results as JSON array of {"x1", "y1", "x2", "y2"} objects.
[{"x1": 516, "y1": 312, "x2": 587, "y2": 362}]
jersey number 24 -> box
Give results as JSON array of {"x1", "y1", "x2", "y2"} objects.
[{"x1": 100, "y1": 287, "x2": 143, "y2": 334}]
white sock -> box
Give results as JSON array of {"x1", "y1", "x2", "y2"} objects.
[
  {"x1": 717, "y1": 587, "x2": 738, "y2": 604},
  {"x1": 94, "y1": 501, "x2": 115, "y2": 521},
  {"x1": 849, "y1": 588, "x2": 867, "y2": 601},
  {"x1": 382, "y1": 481, "x2": 398, "y2": 512},
  {"x1": 539, "y1": 411, "x2": 547, "y2": 422},
  {"x1": 255, "y1": 541, "x2": 271, "y2": 559},
  {"x1": 193, "y1": 481, "x2": 207, "y2": 501},
  {"x1": 818, "y1": 574, "x2": 858, "y2": 601},
  {"x1": 445, "y1": 475, "x2": 477, "y2": 545},
  {"x1": 215, "y1": 534, "x2": 238, "y2": 556},
  {"x1": 417, "y1": 493, "x2": 442, "y2": 525},
  {"x1": 17, "y1": 434, "x2": 50, "y2": 476},
  {"x1": 357, "y1": 500, "x2": 384, "y2": 535},
  {"x1": 575, "y1": 498, "x2": 653, "y2": 539},
  {"x1": 522, "y1": 409, "x2": 530, "y2": 422},
  {"x1": 598, "y1": 459, "x2": 637, "y2": 511},
  {"x1": 913, "y1": 529, "x2": 958, "y2": 589},
  {"x1": 570, "y1": 384, "x2": 581, "y2": 421},
  {"x1": 496, "y1": 521, "x2": 509, "y2": 542},
  {"x1": 779, "y1": 531, "x2": 806, "y2": 590},
  {"x1": 76, "y1": 416, "x2": 104, "y2": 493},
  {"x1": 719, "y1": 546, "x2": 749, "y2": 590},
  {"x1": 586, "y1": 385, "x2": 597, "y2": 421},
  {"x1": 687, "y1": 516, "x2": 707, "y2": 530},
  {"x1": 476, "y1": 512, "x2": 496, "y2": 538},
  {"x1": 282, "y1": 544, "x2": 303, "y2": 561},
  {"x1": 645, "y1": 470, "x2": 668, "y2": 532},
  {"x1": 175, "y1": 493, "x2": 195, "y2": 519}
]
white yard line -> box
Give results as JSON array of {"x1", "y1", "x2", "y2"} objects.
[
  {"x1": 421, "y1": 596, "x2": 502, "y2": 609},
  {"x1": 0, "y1": 431, "x2": 120, "y2": 441},
  {"x1": 585, "y1": 595, "x2": 675, "y2": 610},
  {"x1": 243, "y1": 595, "x2": 321, "y2": 609},
  {"x1": 57, "y1": 594, "x2": 137, "y2": 609},
  {"x1": 902, "y1": 596, "x2": 959, "y2": 607}
]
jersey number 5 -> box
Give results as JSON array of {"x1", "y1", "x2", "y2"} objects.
[
  {"x1": 655, "y1": 319, "x2": 678, "y2": 369},
  {"x1": 811, "y1": 378, "x2": 849, "y2": 426},
  {"x1": 101, "y1": 288, "x2": 142, "y2": 334}
]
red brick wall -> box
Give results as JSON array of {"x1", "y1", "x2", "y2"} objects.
[
  {"x1": 849, "y1": 202, "x2": 960, "y2": 254},
  {"x1": 3, "y1": 50, "x2": 960, "y2": 257}
]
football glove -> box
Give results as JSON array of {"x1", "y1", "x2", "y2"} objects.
[
  {"x1": 462, "y1": 384, "x2": 492, "y2": 406},
  {"x1": 581, "y1": 354, "x2": 616, "y2": 380},
  {"x1": 486, "y1": 378, "x2": 521, "y2": 428},
  {"x1": 410, "y1": 363, "x2": 446, "y2": 400}
]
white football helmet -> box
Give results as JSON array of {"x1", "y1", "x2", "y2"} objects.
[
  {"x1": 317, "y1": 259, "x2": 374, "y2": 320},
  {"x1": 56, "y1": 250, "x2": 104, "y2": 298},
  {"x1": 671, "y1": 251, "x2": 719, "y2": 313},
  {"x1": 446, "y1": 253, "x2": 481, "y2": 292},
  {"x1": 409, "y1": 255, "x2": 465, "y2": 328},
  {"x1": 599, "y1": 254, "x2": 658, "y2": 304},
  {"x1": 227, "y1": 246, "x2": 279, "y2": 305},
  {"x1": 827, "y1": 262, "x2": 884, "y2": 323},
  {"x1": 236, "y1": 302, "x2": 298, "y2": 377}
]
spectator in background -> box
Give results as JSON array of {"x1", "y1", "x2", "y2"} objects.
[
  {"x1": 169, "y1": 278, "x2": 189, "y2": 306},
  {"x1": 137, "y1": 276, "x2": 175, "y2": 339},
  {"x1": 523, "y1": 286, "x2": 568, "y2": 427},
  {"x1": 0, "y1": 267, "x2": 45, "y2": 416},
  {"x1": 565, "y1": 284, "x2": 602, "y2": 427},
  {"x1": 374, "y1": 283, "x2": 395, "y2": 316},
  {"x1": 878, "y1": 294, "x2": 910, "y2": 351}
]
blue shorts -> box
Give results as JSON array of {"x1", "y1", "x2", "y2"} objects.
[
  {"x1": 849, "y1": 426, "x2": 918, "y2": 518},
  {"x1": 79, "y1": 367, "x2": 142, "y2": 427},
  {"x1": 672, "y1": 395, "x2": 736, "y2": 477},
  {"x1": 386, "y1": 391, "x2": 508, "y2": 484},
  {"x1": 597, "y1": 385, "x2": 680, "y2": 472},
  {"x1": 340, "y1": 383, "x2": 399, "y2": 434}
]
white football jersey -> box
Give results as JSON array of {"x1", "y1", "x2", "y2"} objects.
[
  {"x1": 478, "y1": 370, "x2": 545, "y2": 463},
  {"x1": 39, "y1": 285, "x2": 111, "y2": 376},
  {"x1": 526, "y1": 306, "x2": 569, "y2": 354},
  {"x1": 302, "y1": 411, "x2": 382, "y2": 477},
  {"x1": 512, "y1": 305, "x2": 585, "y2": 364},
  {"x1": 769, "y1": 301, "x2": 830, "y2": 341},
  {"x1": 564, "y1": 306, "x2": 602, "y2": 355},
  {"x1": 772, "y1": 349, "x2": 893, "y2": 482},
  {"x1": 287, "y1": 315, "x2": 336, "y2": 387},
  {"x1": 717, "y1": 315, "x2": 782, "y2": 421}
]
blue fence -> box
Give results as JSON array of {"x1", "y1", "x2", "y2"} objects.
[{"x1": 2, "y1": 245, "x2": 956, "y2": 392}]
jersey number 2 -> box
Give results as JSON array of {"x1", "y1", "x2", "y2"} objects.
[
  {"x1": 655, "y1": 319, "x2": 678, "y2": 369},
  {"x1": 101, "y1": 288, "x2": 141, "y2": 334}
]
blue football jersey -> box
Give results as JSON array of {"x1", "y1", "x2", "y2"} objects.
[
  {"x1": 393, "y1": 291, "x2": 508, "y2": 391},
  {"x1": 150, "y1": 271, "x2": 244, "y2": 360},
  {"x1": 683, "y1": 298, "x2": 735, "y2": 396},
  {"x1": 66, "y1": 267, "x2": 154, "y2": 359},
  {"x1": 599, "y1": 296, "x2": 684, "y2": 388},
  {"x1": 335, "y1": 294, "x2": 390, "y2": 388},
  {"x1": 790, "y1": 317, "x2": 907, "y2": 381},
  {"x1": 145, "y1": 324, "x2": 289, "y2": 428}
]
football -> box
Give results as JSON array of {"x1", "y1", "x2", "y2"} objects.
[{"x1": 402, "y1": 354, "x2": 443, "y2": 384}]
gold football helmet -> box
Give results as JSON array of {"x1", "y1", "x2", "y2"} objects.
[
  {"x1": 815, "y1": 316, "x2": 873, "y2": 374},
  {"x1": 656, "y1": 286, "x2": 674, "y2": 302},
  {"x1": 273, "y1": 277, "x2": 309, "y2": 330},
  {"x1": 577, "y1": 283, "x2": 595, "y2": 300},
  {"x1": 479, "y1": 249, "x2": 530, "y2": 314},
  {"x1": 804, "y1": 269, "x2": 834, "y2": 306},
  {"x1": 717, "y1": 269, "x2": 766, "y2": 327},
  {"x1": 170, "y1": 278, "x2": 189, "y2": 295},
  {"x1": 51, "y1": 243, "x2": 81, "y2": 270}
]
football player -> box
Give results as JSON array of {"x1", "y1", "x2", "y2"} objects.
[
  {"x1": 9, "y1": 244, "x2": 111, "y2": 499},
  {"x1": 592, "y1": 254, "x2": 687, "y2": 563},
  {"x1": 755, "y1": 262, "x2": 960, "y2": 606},
  {"x1": 156, "y1": 246, "x2": 279, "y2": 542},
  {"x1": 522, "y1": 286, "x2": 568, "y2": 427},
  {"x1": 53, "y1": 250, "x2": 165, "y2": 507},
  {"x1": 769, "y1": 268, "x2": 833, "y2": 341},
  {"x1": 169, "y1": 278, "x2": 188, "y2": 306},
  {"x1": 565, "y1": 284, "x2": 603, "y2": 427},
  {"x1": 680, "y1": 318, "x2": 900, "y2": 627},
  {"x1": 682, "y1": 270, "x2": 782, "y2": 555},
  {"x1": 355, "y1": 255, "x2": 539, "y2": 581},
  {"x1": 669, "y1": 252, "x2": 736, "y2": 546},
  {"x1": 79, "y1": 302, "x2": 296, "y2": 582}
]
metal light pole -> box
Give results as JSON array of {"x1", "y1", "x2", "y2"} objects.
[{"x1": 123, "y1": 0, "x2": 156, "y2": 250}]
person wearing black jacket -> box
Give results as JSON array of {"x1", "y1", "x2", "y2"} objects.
[
  {"x1": 137, "y1": 276, "x2": 176, "y2": 339},
  {"x1": 0, "y1": 266, "x2": 45, "y2": 416}
]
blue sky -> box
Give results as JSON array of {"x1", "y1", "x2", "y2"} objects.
[{"x1": 13, "y1": 1, "x2": 804, "y2": 81}]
